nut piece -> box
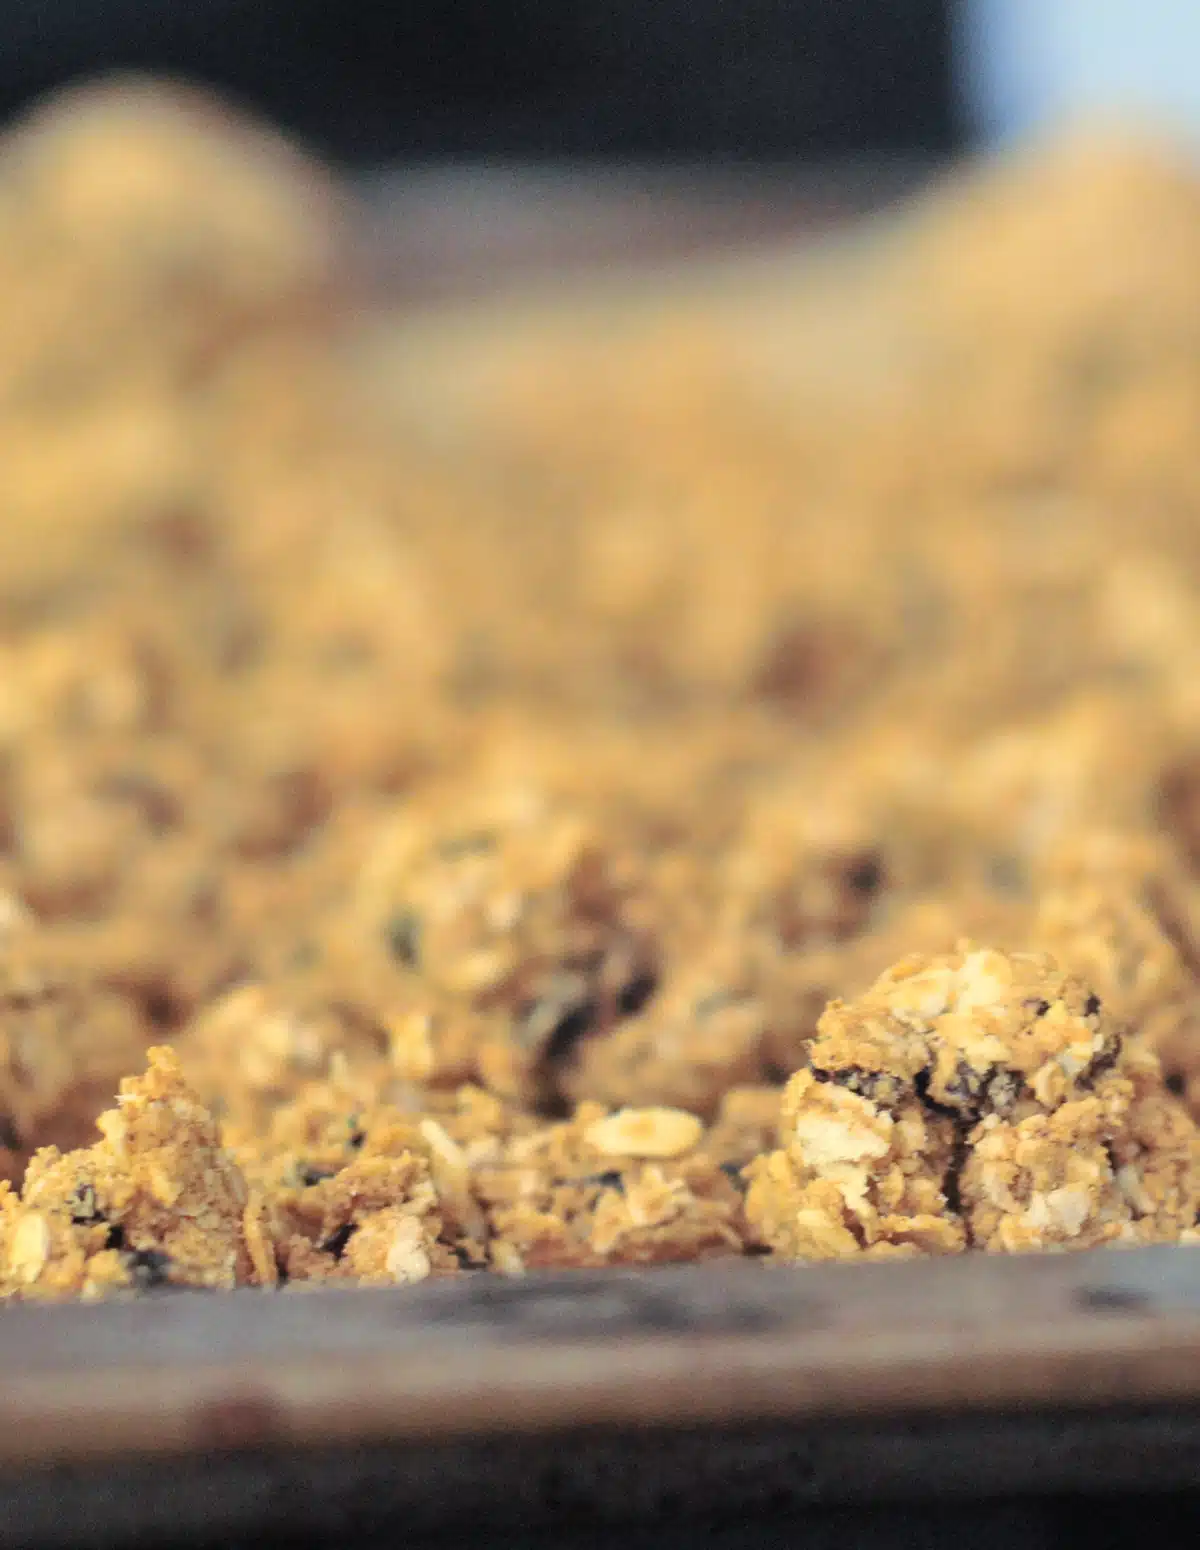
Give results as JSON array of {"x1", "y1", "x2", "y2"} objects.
[
  {"x1": 584, "y1": 1107, "x2": 704, "y2": 1159},
  {"x1": 386, "y1": 1214, "x2": 432, "y2": 1284},
  {"x1": 9, "y1": 1212, "x2": 50, "y2": 1283}
]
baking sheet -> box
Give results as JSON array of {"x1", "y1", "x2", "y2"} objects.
[{"x1": 3, "y1": 1248, "x2": 1200, "y2": 1545}]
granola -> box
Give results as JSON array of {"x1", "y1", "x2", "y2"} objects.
[
  {"x1": 746, "y1": 948, "x2": 1200, "y2": 1259},
  {"x1": 1, "y1": 84, "x2": 1200, "y2": 1295}
]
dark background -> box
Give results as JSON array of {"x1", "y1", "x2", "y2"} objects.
[{"x1": 0, "y1": 0, "x2": 958, "y2": 163}]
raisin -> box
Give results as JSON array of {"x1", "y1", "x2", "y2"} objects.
[
  {"x1": 846, "y1": 854, "x2": 884, "y2": 896},
  {"x1": 938, "y1": 1061, "x2": 987, "y2": 1113},
  {"x1": 586, "y1": 1170, "x2": 625, "y2": 1192},
  {"x1": 69, "y1": 1184, "x2": 104, "y2": 1225},
  {"x1": 815, "y1": 1066, "x2": 901, "y2": 1106},
  {"x1": 124, "y1": 1249, "x2": 173, "y2": 1290},
  {"x1": 615, "y1": 970, "x2": 657, "y2": 1018},
  {"x1": 320, "y1": 1224, "x2": 356, "y2": 1260},
  {"x1": 383, "y1": 911, "x2": 422, "y2": 968},
  {"x1": 1079, "y1": 1026, "x2": 1122, "y2": 1088},
  {"x1": 540, "y1": 1001, "x2": 599, "y2": 1064}
]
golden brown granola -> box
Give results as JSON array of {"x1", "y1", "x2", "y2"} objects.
[
  {"x1": 746, "y1": 948, "x2": 1200, "y2": 1260},
  {"x1": 2, "y1": 84, "x2": 1200, "y2": 1295}
]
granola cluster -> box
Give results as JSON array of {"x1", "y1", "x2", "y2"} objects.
[
  {"x1": 3, "y1": 83, "x2": 1200, "y2": 1295},
  {"x1": 745, "y1": 948, "x2": 1200, "y2": 1260}
]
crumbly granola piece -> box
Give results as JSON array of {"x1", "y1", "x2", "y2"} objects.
[
  {"x1": 1032, "y1": 828, "x2": 1200, "y2": 1107},
  {"x1": 557, "y1": 939, "x2": 768, "y2": 1117},
  {"x1": 346, "y1": 782, "x2": 657, "y2": 1109},
  {"x1": 225, "y1": 1077, "x2": 491, "y2": 1281},
  {"x1": 0, "y1": 1047, "x2": 262, "y2": 1298},
  {"x1": 474, "y1": 1102, "x2": 747, "y2": 1271},
  {"x1": 272, "y1": 1149, "x2": 448, "y2": 1287},
  {"x1": 746, "y1": 948, "x2": 1200, "y2": 1261}
]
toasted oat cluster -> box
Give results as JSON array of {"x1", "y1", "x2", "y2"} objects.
[
  {"x1": 745, "y1": 948, "x2": 1200, "y2": 1260},
  {"x1": 2, "y1": 85, "x2": 1200, "y2": 1296},
  {"x1": 0, "y1": 1048, "x2": 263, "y2": 1297}
]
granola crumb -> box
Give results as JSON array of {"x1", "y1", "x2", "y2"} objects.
[{"x1": 0, "y1": 1047, "x2": 264, "y2": 1298}]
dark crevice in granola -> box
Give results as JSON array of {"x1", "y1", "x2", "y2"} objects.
[
  {"x1": 942, "y1": 1132, "x2": 971, "y2": 1228},
  {"x1": 812, "y1": 1065, "x2": 905, "y2": 1108},
  {"x1": 319, "y1": 1222, "x2": 356, "y2": 1260}
]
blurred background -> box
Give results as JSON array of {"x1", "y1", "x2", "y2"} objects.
[
  {"x1": 3, "y1": 0, "x2": 1199, "y2": 299},
  {"x1": 3, "y1": 0, "x2": 1200, "y2": 164},
  {"x1": 0, "y1": 0, "x2": 956, "y2": 163}
]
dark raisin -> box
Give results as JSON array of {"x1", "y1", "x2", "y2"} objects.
[
  {"x1": 913, "y1": 1067, "x2": 963, "y2": 1121},
  {"x1": 137, "y1": 985, "x2": 180, "y2": 1032},
  {"x1": 384, "y1": 911, "x2": 422, "y2": 968},
  {"x1": 124, "y1": 1249, "x2": 173, "y2": 1290},
  {"x1": 588, "y1": 1170, "x2": 625, "y2": 1192},
  {"x1": 320, "y1": 1224, "x2": 356, "y2": 1260},
  {"x1": 542, "y1": 1001, "x2": 599, "y2": 1064},
  {"x1": 516, "y1": 971, "x2": 596, "y2": 1059},
  {"x1": 1027, "y1": 999, "x2": 1051, "y2": 1017},
  {"x1": 105, "y1": 1223, "x2": 127, "y2": 1252},
  {"x1": 1167, "y1": 1071, "x2": 1187, "y2": 1096},
  {"x1": 817, "y1": 1066, "x2": 897, "y2": 1105},
  {"x1": 1084, "y1": 993, "x2": 1103, "y2": 1017},
  {"x1": 0, "y1": 1114, "x2": 20, "y2": 1152},
  {"x1": 615, "y1": 970, "x2": 657, "y2": 1019},
  {"x1": 298, "y1": 1164, "x2": 336, "y2": 1188},
  {"x1": 69, "y1": 1185, "x2": 104, "y2": 1226},
  {"x1": 940, "y1": 1060, "x2": 987, "y2": 1114},
  {"x1": 346, "y1": 1116, "x2": 365, "y2": 1150},
  {"x1": 846, "y1": 854, "x2": 884, "y2": 896},
  {"x1": 1079, "y1": 1027, "x2": 1122, "y2": 1088}
]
